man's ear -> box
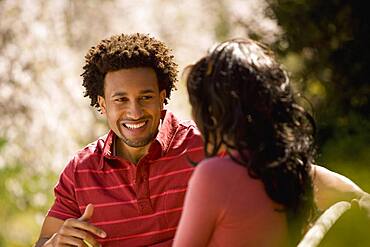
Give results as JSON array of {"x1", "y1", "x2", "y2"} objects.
[
  {"x1": 159, "y1": 90, "x2": 166, "y2": 110},
  {"x1": 97, "y1": 95, "x2": 106, "y2": 114}
]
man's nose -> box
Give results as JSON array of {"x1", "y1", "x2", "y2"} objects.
[{"x1": 127, "y1": 101, "x2": 144, "y2": 119}]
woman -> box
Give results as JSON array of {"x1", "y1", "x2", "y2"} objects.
[{"x1": 173, "y1": 38, "x2": 316, "y2": 246}]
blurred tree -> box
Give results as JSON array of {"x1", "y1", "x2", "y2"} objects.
[
  {"x1": 266, "y1": 0, "x2": 370, "y2": 143},
  {"x1": 265, "y1": 0, "x2": 370, "y2": 191}
]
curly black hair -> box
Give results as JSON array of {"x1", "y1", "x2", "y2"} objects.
[
  {"x1": 186, "y1": 38, "x2": 316, "y2": 244},
  {"x1": 81, "y1": 33, "x2": 178, "y2": 108}
]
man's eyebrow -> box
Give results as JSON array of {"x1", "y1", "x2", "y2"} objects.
[
  {"x1": 140, "y1": 89, "x2": 156, "y2": 94},
  {"x1": 111, "y1": 92, "x2": 127, "y2": 97},
  {"x1": 111, "y1": 89, "x2": 156, "y2": 97}
]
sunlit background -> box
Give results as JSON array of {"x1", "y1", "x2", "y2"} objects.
[{"x1": 0, "y1": 0, "x2": 369, "y2": 246}]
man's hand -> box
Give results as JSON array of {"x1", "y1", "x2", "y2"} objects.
[{"x1": 41, "y1": 204, "x2": 106, "y2": 247}]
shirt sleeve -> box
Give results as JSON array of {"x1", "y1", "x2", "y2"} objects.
[
  {"x1": 173, "y1": 159, "x2": 234, "y2": 247},
  {"x1": 47, "y1": 157, "x2": 81, "y2": 220}
]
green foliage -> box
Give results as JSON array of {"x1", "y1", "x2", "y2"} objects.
[
  {"x1": 0, "y1": 160, "x2": 58, "y2": 246},
  {"x1": 268, "y1": 0, "x2": 370, "y2": 144},
  {"x1": 0, "y1": 138, "x2": 6, "y2": 151},
  {"x1": 319, "y1": 114, "x2": 370, "y2": 191},
  {"x1": 320, "y1": 205, "x2": 370, "y2": 247}
]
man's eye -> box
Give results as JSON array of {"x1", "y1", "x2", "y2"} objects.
[
  {"x1": 141, "y1": 96, "x2": 153, "y2": 100},
  {"x1": 115, "y1": 98, "x2": 128, "y2": 102}
]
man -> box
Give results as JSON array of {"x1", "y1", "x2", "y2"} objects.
[
  {"x1": 36, "y1": 33, "x2": 204, "y2": 247},
  {"x1": 35, "y1": 33, "x2": 365, "y2": 247}
]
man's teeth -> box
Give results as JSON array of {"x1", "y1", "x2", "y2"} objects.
[{"x1": 124, "y1": 122, "x2": 146, "y2": 129}]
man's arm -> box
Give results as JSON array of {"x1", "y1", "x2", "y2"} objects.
[
  {"x1": 34, "y1": 204, "x2": 106, "y2": 247},
  {"x1": 312, "y1": 165, "x2": 365, "y2": 211},
  {"x1": 35, "y1": 216, "x2": 64, "y2": 247}
]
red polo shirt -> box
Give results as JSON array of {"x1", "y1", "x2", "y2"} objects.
[{"x1": 47, "y1": 111, "x2": 205, "y2": 246}]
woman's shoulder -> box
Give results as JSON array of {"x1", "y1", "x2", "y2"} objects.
[
  {"x1": 191, "y1": 156, "x2": 248, "y2": 187},
  {"x1": 193, "y1": 155, "x2": 272, "y2": 198},
  {"x1": 197, "y1": 156, "x2": 246, "y2": 174}
]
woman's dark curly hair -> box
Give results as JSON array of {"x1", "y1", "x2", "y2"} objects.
[
  {"x1": 81, "y1": 33, "x2": 178, "y2": 108},
  {"x1": 186, "y1": 38, "x2": 316, "y2": 244}
]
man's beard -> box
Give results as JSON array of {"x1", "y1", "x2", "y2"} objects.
[{"x1": 120, "y1": 131, "x2": 158, "y2": 148}]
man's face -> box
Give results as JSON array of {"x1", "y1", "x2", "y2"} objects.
[{"x1": 98, "y1": 67, "x2": 166, "y2": 148}]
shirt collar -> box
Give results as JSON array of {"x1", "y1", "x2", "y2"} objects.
[
  {"x1": 156, "y1": 110, "x2": 179, "y2": 154},
  {"x1": 99, "y1": 110, "x2": 179, "y2": 170},
  {"x1": 99, "y1": 130, "x2": 115, "y2": 169}
]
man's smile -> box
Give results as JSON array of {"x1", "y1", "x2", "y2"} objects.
[{"x1": 121, "y1": 120, "x2": 148, "y2": 131}]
